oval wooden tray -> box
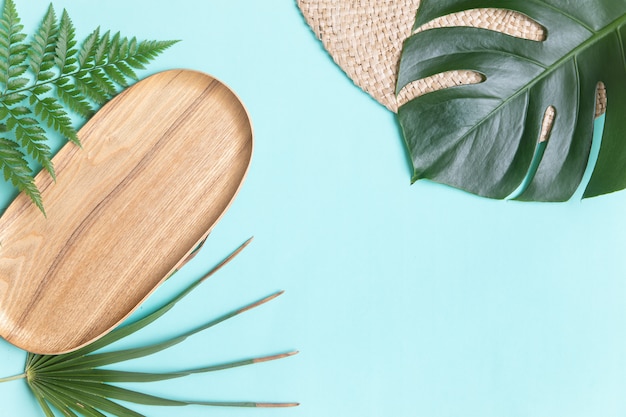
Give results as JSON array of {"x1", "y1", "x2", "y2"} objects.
[{"x1": 0, "y1": 69, "x2": 253, "y2": 354}]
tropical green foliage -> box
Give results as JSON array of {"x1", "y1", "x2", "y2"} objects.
[
  {"x1": 0, "y1": 0, "x2": 176, "y2": 213},
  {"x1": 0, "y1": 239, "x2": 298, "y2": 416},
  {"x1": 397, "y1": 0, "x2": 626, "y2": 201}
]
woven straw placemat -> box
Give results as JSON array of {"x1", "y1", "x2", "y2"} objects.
[{"x1": 298, "y1": 0, "x2": 606, "y2": 119}]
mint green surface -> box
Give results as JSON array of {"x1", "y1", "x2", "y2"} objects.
[{"x1": 1, "y1": 1, "x2": 626, "y2": 416}]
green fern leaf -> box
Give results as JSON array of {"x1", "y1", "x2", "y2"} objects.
[
  {"x1": 0, "y1": 0, "x2": 26, "y2": 89},
  {"x1": 13, "y1": 117, "x2": 54, "y2": 178},
  {"x1": 3, "y1": 92, "x2": 25, "y2": 105},
  {"x1": 0, "y1": 0, "x2": 22, "y2": 38},
  {"x1": 0, "y1": 1, "x2": 177, "y2": 213},
  {"x1": 6, "y1": 105, "x2": 27, "y2": 116},
  {"x1": 7, "y1": 107, "x2": 51, "y2": 149},
  {"x1": 56, "y1": 81, "x2": 93, "y2": 117},
  {"x1": 0, "y1": 137, "x2": 44, "y2": 213},
  {"x1": 29, "y1": 4, "x2": 58, "y2": 78},
  {"x1": 117, "y1": 36, "x2": 130, "y2": 60},
  {"x1": 77, "y1": 27, "x2": 99, "y2": 68},
  {"x1": 8, "y1": 42, "x2": 27, "y2": 63},
  {"x1": 30, "y1": 84, "x2": 51, "y2": 96},
  {"x1": 54, "y1": 10, "x2": 77, "y2": 74},
  {"x1": 107, "y1": 31, "x2": 122, "y2": 63},
  {"x1": 6, "y1": 75, "x2": 26, "y2": 90},
  {"x1": 128, "y1": 36, "x2": 138, "y2": 54},
  {"x1": 137, "y1": 39, "x2": 179, "y2": 62},
  {"x1": 115, "y1": 60, "x2": 138, "y2": 80},
  {"x1": 94, "y1": 30, "x2": 110, "y2": 66},
  {"x1": 31, "y1": 95, "x2": 78, "y2": 144},
  {"x1": 8, "y1": 63, "x2": 26, "y2": 78},
  {"x1": 0, "y1": 62, "x2": 7, "y2": 83},
  {"x1": 36, "y1": 70, "x2": 54, "y2": 82},
  {"x1": 89, "y1": 67, "x2": 117, "y2": 96},
  {"x1": 125, "y1": 56, "x2": 146, "y2": 70},
  {"x1": 74, "y1": 74, "x2": 108, "y2": 105},
  {"x1": 103, "y1": 64, "x2": 128, "y2": 87}
]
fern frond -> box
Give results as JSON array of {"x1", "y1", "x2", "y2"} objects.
[
  {"x1": 0, "y1": 2, "x2": 177, "y2": 214},
  {"x1": 77, "y1": 27, "x2": 99, "y2": 68},
  {"x1": 103, "y1": 63, "x2": 128, "y2": 87},
  {"x1": 7, "y1": 62, "x2": 26, "y2": 79},
  {"x1": 0, "y1": 137, "x2": 44, "y2": 214},
  {"x1": 88, "y1": 67, "x2": 117, "y2": 96},
  {"x1": 115, "y1": 60, "x2": 138, "y2": 80},
  {"x1": 55, "y1": 80, "x2": 92, "y2": 118},
  {"x1": 73, "y1": 74, "x2": 108, "y2": 105},
  {"x1": 29, "y1": 4, "x2": 58, "y2": 79},
  {"x1": 6, "y1": 105, "x2": 51, "y2": 147},
  {"x1": 3, "y1": 91, "x2": 25, "y2": 105},
  {"x1": 93, "y1": 30, "x2": 110, "y2": 66},
  {"x1": 0, "y1": 0, "x2": 27, "y2": 91},
  {"x1": 136, "y1": 40, "x2": 179, "y2": 63},
  {"x1": 30, "y1": 94, "x2": 78, "y2": 144},
  {"x1": 107, "y1": 31, "x2": 122, "y2": 63},
  {"x1": 6, "y1": 73, "x2": 27, "y2": 90},
  {"x1": 11, "y1": 114, "x2": 54, "y2": 178},
  {"x1": 54, "y1": 10, "x2": 77, "y2": 75}
]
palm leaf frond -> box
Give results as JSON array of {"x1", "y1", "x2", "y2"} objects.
[{"x1": 3, "y1": 239, "x2": 298, "y2": 416}]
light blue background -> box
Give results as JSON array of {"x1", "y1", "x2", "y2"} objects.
[{"x1": 1, "y1": 1, "x2": 626, "y2": 416}]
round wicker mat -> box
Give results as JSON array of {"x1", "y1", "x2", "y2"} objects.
[{"x1": 297, "y1": 0, "x2": 606, "y2": 117}]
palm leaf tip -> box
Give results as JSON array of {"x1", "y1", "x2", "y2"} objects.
[
  {"x1": 256, "y1": 402, "x2": 300, "y2": 408},
  {"x1": 237, "y1": 290, "x2": 285, "y2": 314},
  {"x1": 253, "y1": 350, "x2": 299, "y2": 364},
  {"x1": 397, "y1": 0, "x2": 626, "y2": 202}
]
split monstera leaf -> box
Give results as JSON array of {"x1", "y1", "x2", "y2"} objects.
[{"x1": 397, "y1": 0, "x2": 626, "y2": 201}]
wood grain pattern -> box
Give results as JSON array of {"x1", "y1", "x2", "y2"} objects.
[{"x1": 0, "y1": 69, "x2": 253, "y2": 354}]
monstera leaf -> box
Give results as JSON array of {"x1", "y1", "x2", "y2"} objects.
[{"x1": 396, "y1": 0, "x2": 626, "y2": 201}]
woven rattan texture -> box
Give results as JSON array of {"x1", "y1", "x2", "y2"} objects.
[
  {"x1": 298, "y1": 0, "x2": 419, "y2": 112},
  {"x1": 298, "y1": 1, "x2": 606, "y2": 118}
]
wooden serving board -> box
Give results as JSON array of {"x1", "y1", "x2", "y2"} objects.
[{"x1": 0, "y1": 69, "x2": 253, "y2": 354}]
